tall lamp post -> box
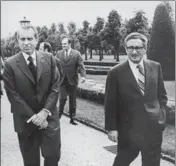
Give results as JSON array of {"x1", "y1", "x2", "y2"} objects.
[{"x1": 19, "y1": 17, "x2": 30, "y2": 27}]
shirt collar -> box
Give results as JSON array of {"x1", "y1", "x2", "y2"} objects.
[
  {"x1": 65, "y1": 48, "x2": 71, "y2": 55},
  {"x1": 128, "y1": 58, "x2": 144, "y2": 69},
  {"x1": 22, "y1": 51, "x2": 36, "y2": 62}
]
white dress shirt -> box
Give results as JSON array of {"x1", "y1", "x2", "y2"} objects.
[
  {"x1": 128, "y1": 58, "x2": 144, "y2": 84},
  {"x1": 65, "y1": 48, "x2": 71, "y2": 57},
  {"x1": 22, "y1": 51, "x2": 37, "y2": 66}
]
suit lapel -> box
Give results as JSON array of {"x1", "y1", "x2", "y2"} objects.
[
  {"x1": 125, "y1": 61, "x2": 143, "y2": 96},
  {"x1": 36, "y1": 51, "x2": 44, "y2": 83},
  {"x1": 67, "y1": 49, "x2": 73, "y2": 61},
  {"x1": 16, "y1": 52, "x2": 36, "y2": 84},
  {"x1": 143, "y1": 59, "x2": 152, "y2": 97},
  {"x1": 60, "y1": 50, "x2": 67, "y2": 63}
]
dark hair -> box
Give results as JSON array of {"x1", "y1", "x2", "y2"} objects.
[{"x1": 43, "y1": 42, "x2": 52, "y2": 53}]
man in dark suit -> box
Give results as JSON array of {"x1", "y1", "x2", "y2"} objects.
[
  {"x1": 105, "y1": 32, "x2": 168, "y2": 166},
  {"x1": 3, "y1": 25, "x2": 61, "y2": 166},
  {"x1": 0, "y1": 55, "x2": 4, "y2": 119},
  {"x1": 38, "y1": 42, "x2": 62, "y2": 81},
  {"x1": 56, "y1": 36, "x2": 86, "y2": 125}
]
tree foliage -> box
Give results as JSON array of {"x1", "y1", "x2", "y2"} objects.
[
  {"x1": 67, "y1": 21, "x2": 80, "y2": 51},
  {"x1": 125, "y1": 10, "x2": 149, "y2": 36},
  {"x1": 148, "y1": 3, "x2": 175, "y2": 80},
  {"x1": 100, "y1": 10, "x2": 122, "y2": 61},
  {"x1": 0, "y1": 8, "x2": 152, "y2": 62}
]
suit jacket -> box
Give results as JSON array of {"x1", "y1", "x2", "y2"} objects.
[
  {"x1": 56, "y1": 49, "x2": 86, "y2": 86},
  {"x1": 105, "y1": 59, "x2": 168, "y2": 143},
  {"x1": 55, "y1": 56, "x2": 62, "y2": 80},
  {"x1": 0, "y1": 57, "x2": 3, "y2": 96},
  {"x1": 3, "y1": 51, "x2": 60, "y2": 133}
]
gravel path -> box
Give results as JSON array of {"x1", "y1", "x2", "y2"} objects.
[{"x1": 1, "y1": 94, "x2": 174, "y2": 166}]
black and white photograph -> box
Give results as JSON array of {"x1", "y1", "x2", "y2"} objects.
[{"x1": 1, "y1": 1, "x2": 175, "y2": 166}]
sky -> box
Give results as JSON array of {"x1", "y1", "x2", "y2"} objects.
[{"x1": 1, "y1": 1, "x2": 175, "y2": 38}]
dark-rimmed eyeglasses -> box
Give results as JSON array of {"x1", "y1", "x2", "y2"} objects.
[{"x1": 126, "y1": 46, "x2": 144, "y2": 52}]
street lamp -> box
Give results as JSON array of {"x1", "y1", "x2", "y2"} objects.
[{"x1": 19, "y1": 17, "x2": 30, "y2": 27}]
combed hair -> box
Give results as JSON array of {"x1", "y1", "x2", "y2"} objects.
[
  {"x1": 43, "y1": 42, "x2": 52, "y2": 53},
  {"x1": 124, "y1": 32, "x2": 148, "y2": 48},
  {"x1": 16, "y1": 25, "x2": 39, "y2": 40}
]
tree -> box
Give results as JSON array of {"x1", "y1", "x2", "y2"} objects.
[
  {"x1": 1, "y1": 31, "x2": 20, "y2": 58},
  {"x1": 76, "y1": 29, "x2": 85, "y2": 55},
  {"x1": 125, "y1": 10, "x2": 150, "y2": 38},
  {"x1": 67, "y1": 21, "x2": 80, "y2": 51},
  {"x1": 92, "y1": 17, "x2": 105, "y2": 60},
  {"x1": 80, "y1": 20, "x2": 90, "y2": 60},
  {"x1": 148, "y1": 3, "x2": 175, "y2": 80},
  {"x1": 49, "y1": 23, "x2": 57, "y2": 35},
  {"x1": 36, "y1": 25, "x2": 48, "y2": 49},
  {"x1": 58, "y1": 22, "x2": 67, "y2": 36},
  {"x1": 162, "y1": 0, "x2": 174, "y2": 20},
  {"x1": 100, "y1": 10, "x2": 122, "y2": 61}
]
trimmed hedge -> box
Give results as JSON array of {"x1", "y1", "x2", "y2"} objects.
[
  {"x1": 84, "y1": 61, "x2": 119, "y2": 67},
  {"x1": 148, "y1": 4, "x2": 175, "y2": 80},
  {"x1": 77, "y1": 81, "x2": 175, "y2": 125},
  {"x1": 85, "y1": 65, "x2": 111, "y2": 70},
  {"x1": 86, "y1": 69, "x2": 108, "y2": 75}
]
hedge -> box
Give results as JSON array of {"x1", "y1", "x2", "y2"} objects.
[
  {"x1": 77, "y1": 81, "x2": 175, "y2": 125},
  {"x1": 84, "y1": 61, "x2": 119, "y2": 67}
]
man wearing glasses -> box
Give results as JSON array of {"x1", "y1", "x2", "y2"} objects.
[{"x1": 105, "y1": 32, "x2": 167, "y2": 166}]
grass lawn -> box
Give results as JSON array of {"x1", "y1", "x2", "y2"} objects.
[
  {"x1": 86, "y1": 74, "x2": 175, "y2": 101},
  {"x1": 64, "y1": 98, "x2": 175, "y2": 158},
  {"x1": 73, "y1": 54, "x2": 175, "y2": 157}
]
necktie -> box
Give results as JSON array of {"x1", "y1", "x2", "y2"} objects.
[
  {"x1": 137, "y1": 64, "x2": 145, "y2": 95},
  {"x1": 27, "y1": 56, "x2": 37, "y2": 82},
  {"x1": 65, "y1": 50, "x2": 68, "y2": 59}
]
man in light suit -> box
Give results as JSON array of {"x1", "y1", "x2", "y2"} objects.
[
  {"x1": 105, "y1": 32, "x2": 168, "y2": 166},
  {"x1": 56, "y1": 36, "x2": 86, "y2": 125},
  {"x1": 3, "y1": 25, "x2": 61, "y2": 166}
]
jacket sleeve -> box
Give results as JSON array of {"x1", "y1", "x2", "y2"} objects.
[
  {"x1": 2, "y1": 61, "x2": 35, "y2": 120},
  {"x1": 158, "y1": 64, "x2": 168, "y2": 109},
  {"x1": 77, "y1": 51, "x2": 86, "y2": 78},
  {"x1": 43, "y1": 54, "x2": 60, "y2": 113},
  {"x1": 104, "y1": 69, "x2": 119, "y2": 131}
]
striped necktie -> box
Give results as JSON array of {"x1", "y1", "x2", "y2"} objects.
[{"x1": 137, "y1": 64, "x2": 145, "y2": 95}]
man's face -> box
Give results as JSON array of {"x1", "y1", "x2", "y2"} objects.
[
  {"x1": 18, "y1": 28, "x2": 38, "y2": 55},
  {"x1": 61, "y1": 38, "x2": 70, "y2": 51},
  {"x1": 125, "y1": 39, "x2": 146, "y2": 64}
]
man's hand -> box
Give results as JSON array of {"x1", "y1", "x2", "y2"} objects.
[
  {"x1": 31, "y1": 109, "x2": 49, "y2": 126},
  {"x1": 39, "y1": 120, "x2": 48, "y2": 129},
  {"x1": 80, "y1": 77, "x2": 86, "y2": 84},
  {"x1": 107, "y1": 130, "x2": 118, "y2": 142}
]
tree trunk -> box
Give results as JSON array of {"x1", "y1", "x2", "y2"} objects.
[
  {"x1": 84, "y1": 46, "x2": 87, "y2": 60},
  {"x1": 114, "y1": 41, "x2": 120, "y2": 62},
  {"x1": 113, "y1": 48, "x2": 116, "y2": 59},
  {"x1": 99, "y1": 48, "x2": 102, "y2": 61},
  {"x1": 89, "y1": 48, "x2": 92, "y2": 59},
  {"x1": 101, "y1": 49, "x2": 104, "y2": 59}
]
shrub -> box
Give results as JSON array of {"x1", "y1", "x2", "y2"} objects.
[{"x1": 147, "y1": 4, "x2": 175, "y2": 80}]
